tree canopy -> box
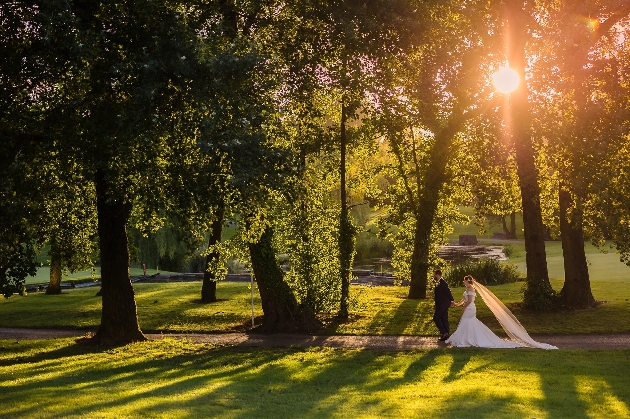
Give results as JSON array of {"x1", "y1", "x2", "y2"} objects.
[{"x1": 3, "y1": 0, "x2": 630, "y2": 338}]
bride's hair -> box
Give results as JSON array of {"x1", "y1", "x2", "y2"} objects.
[{"x1": 464, "y1": 275, "x2": 474, "y2": 284}]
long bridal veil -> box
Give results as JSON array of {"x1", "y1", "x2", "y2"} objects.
[{"x1": 473, "y1": 280, "x2": 557, "y2": 350}]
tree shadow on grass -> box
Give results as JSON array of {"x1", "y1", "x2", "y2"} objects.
[
  {"x1": 364, "y1": 297, "x2": 431, "y2": 335},
  {"x1": 0, "y1": 338, "x2": 109, "y2": 367},
  {"x1": 3, "y1": 341, "x2": 628, "y2": 418},
  {"x1": 1, "y1": 344, "x2": 293, "y2": 418},
  {"x1": 534, "y1": 350, "x2": 630, "y2": 419},
  {"x1": 0, "y1": 345, "x2": 457, "y2": 417}
]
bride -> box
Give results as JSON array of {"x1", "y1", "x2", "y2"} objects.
[{"x1": 446, "y1": 275, "x2": 557, "y2": 349}]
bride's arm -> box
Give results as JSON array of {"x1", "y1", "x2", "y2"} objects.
[{"x1": 461, "y1": 294, "x2": 471, "y2": 309}]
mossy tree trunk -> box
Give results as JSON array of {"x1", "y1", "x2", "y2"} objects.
[
  {"x1": 408, "y1": 202, "x2": 438, "y2": 300},
  {"x1": 249, "y1": 226, "x2": 321, "y2": 333},
  {"x1": 407, "y1": 125, "x2": 456, "y2": 300}
]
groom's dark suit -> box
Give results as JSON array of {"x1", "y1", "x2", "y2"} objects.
[{"x1": 433, "y1": 277, "x2": 454, "y2": 337}]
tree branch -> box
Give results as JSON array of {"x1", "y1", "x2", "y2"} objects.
[{"x1": 389, "y1": 131, "x2": 418, "y2": 215}]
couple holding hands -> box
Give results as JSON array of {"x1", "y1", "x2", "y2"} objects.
[{"x1": 432, "y1": 270, "x2": 556, "y2": 349}]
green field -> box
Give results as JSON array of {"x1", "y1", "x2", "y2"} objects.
[
  {"x1": 496, "y1": 241, "x2": 630, "y2": 282},
  {"x1": 1, "y1": 339, "x2": 629, "y2": 418},
  {"x1": 450, "y1": 206, "x2": 630, "y2": 281},
  {"x1": 4, "y1": 208, "x2": 630, "y2": 418},
  {"x1": 25, "y1": 267, "x2": 179, "y2": 285},
  {"x1": 2, "y1": 279, "x2": 630, "y2": 336}
]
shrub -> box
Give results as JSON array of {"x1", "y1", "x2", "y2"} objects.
[
  {"x1": 502, "y1": 244, "x2": 514, "y2": 258},
  {"x1": 522, "y1": 280, "x2": 558, "y2": 310},
  {"x1": 444, "y1": 258, "x2": 520, "y2": 288}
]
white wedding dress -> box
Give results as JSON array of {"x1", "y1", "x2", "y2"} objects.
[{"x1": 446, "y1": 282, "x2": 557, "y2": 350}]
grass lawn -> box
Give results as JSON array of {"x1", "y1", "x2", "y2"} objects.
[
  {"x1": 496, "y1": 241, "x2": 630, "y2": 282},
  {"x1": 0, "y1": 282, "x2": 260, "y2": 333},
  {"x1": 25, "y1": 267, "x2": 179, "y2": 285},
  {"x1": 2, "y1": 280, "x2": 630, "y2": 336},
  {"x1": 1, "y1": 338, "x2": 629, "y2": 418}
]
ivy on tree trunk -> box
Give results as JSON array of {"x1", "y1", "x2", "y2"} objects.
[
  {"x1": 406, "y1": 124, "x2": 457, "y2": 300},
  {"x1": 249, "y1": 226, "x2": 321, "y2": 333}
]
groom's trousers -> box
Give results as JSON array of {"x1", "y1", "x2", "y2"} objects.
[{"x1": 433, "y1": 308, "x2": 450, "y2": 336}]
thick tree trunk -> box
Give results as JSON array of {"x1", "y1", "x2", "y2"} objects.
[
  {"x1": 507, "y1": 0, "x2": 554, "y2": 309},
  {"x1": 407, "y1": 126, "x2": 453, "y2": 300},
  {"x1": 338, "y1": 102, "x2": 352, "y2": 318},
  {"x1": 408, "y1": 209, "x2": 435, "y2": 299},
  {"x1": 201, "y1": 205, "x2": 224, "y2": 303},
  {"x1": 92, "y1": 169, "x2": 145, "y2": 345},
  {"x1": 249, "y1": 226, "x2": 321, "y2": 333},
  {"x1": 559, "y1": 187, "x2": 595, "y2": 308},
  {"x1": 510, "y1": 212, "x2": 517, "y2": 239},
  {"x1": 45, "y1": 248, "x2": 62, "y2": 295}
]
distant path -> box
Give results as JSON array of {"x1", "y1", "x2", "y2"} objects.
[
  {"x1": 477, "y1": 238, "x2": 524, "y2": 244},
  {"x1": 2, "y1": 328, "x2": 630, "y2": 350}
]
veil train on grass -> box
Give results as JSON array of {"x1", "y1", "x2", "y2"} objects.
[{"x1": 473, "y1": 280, "x2": 557, "y2": 350}]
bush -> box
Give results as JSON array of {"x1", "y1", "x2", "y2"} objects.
[
  {"x1": 444, "y1": 258, "x2": 520, "y2": 288},
  {"x1": 502, "y1": 244, "x2": 514, "y2": 258}
]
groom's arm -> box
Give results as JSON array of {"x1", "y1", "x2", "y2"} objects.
[{"x1": 446, "y1": 285, "x2": 454, "y2": 303}]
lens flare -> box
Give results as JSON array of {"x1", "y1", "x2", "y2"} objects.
[{"x1": 492, "y1": 65, "x2": 519, "y2": 93}]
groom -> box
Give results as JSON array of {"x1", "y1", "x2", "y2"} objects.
[{"x1": 433, "y1": 269, "x2": 455, "y2": 341}]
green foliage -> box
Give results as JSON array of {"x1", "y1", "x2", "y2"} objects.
[
  {"x1": 274, "y1": 159, "x2": 345, "y2": 314},
  {"x1": 128, "y1": 220, "x2": 205, "y2": 273},
  {"x1": 376, "y1": 199, "x2": 464, "y2": 283},
  {"x1": 443, "y1": 258, "x2": 520, "y2": 288},
  {"x1": 30, "y1": 156, "x2": 98, "y2": 275},
  {"x1": 534, "y1": 144, "x2": 560, "y2": 239},
  {"x1": 470, "y1": 153, "x2": 522, "y2": 237},
  {"x1": 0, "y1": 160, "x2": 37, "y2": 297}
]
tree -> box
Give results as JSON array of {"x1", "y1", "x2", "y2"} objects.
[
  {"x1": 468, "y1": 142, "x2": 521, "y2": 240},
  {"x1": 374, "y1": 0, "x2": 501, "y2": 299},
  {"x1": 23, "y1": 0, "x2": 207, "y2": 344},
  {"x1": 531, "y1": 0, "x2": 630, "y2": 307},
  {"x1": 0, "y1": 2, "x2": 59, "y2": 297},
  {"x1": 502, "y1": 0, "x2": 556, "y2": 309},
  {"x1": 28, "y1": 156, "x2": 98, "y2": 295},
  {"x1": 274, "y1": 0, "x2": 422, "y2": 313}
]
